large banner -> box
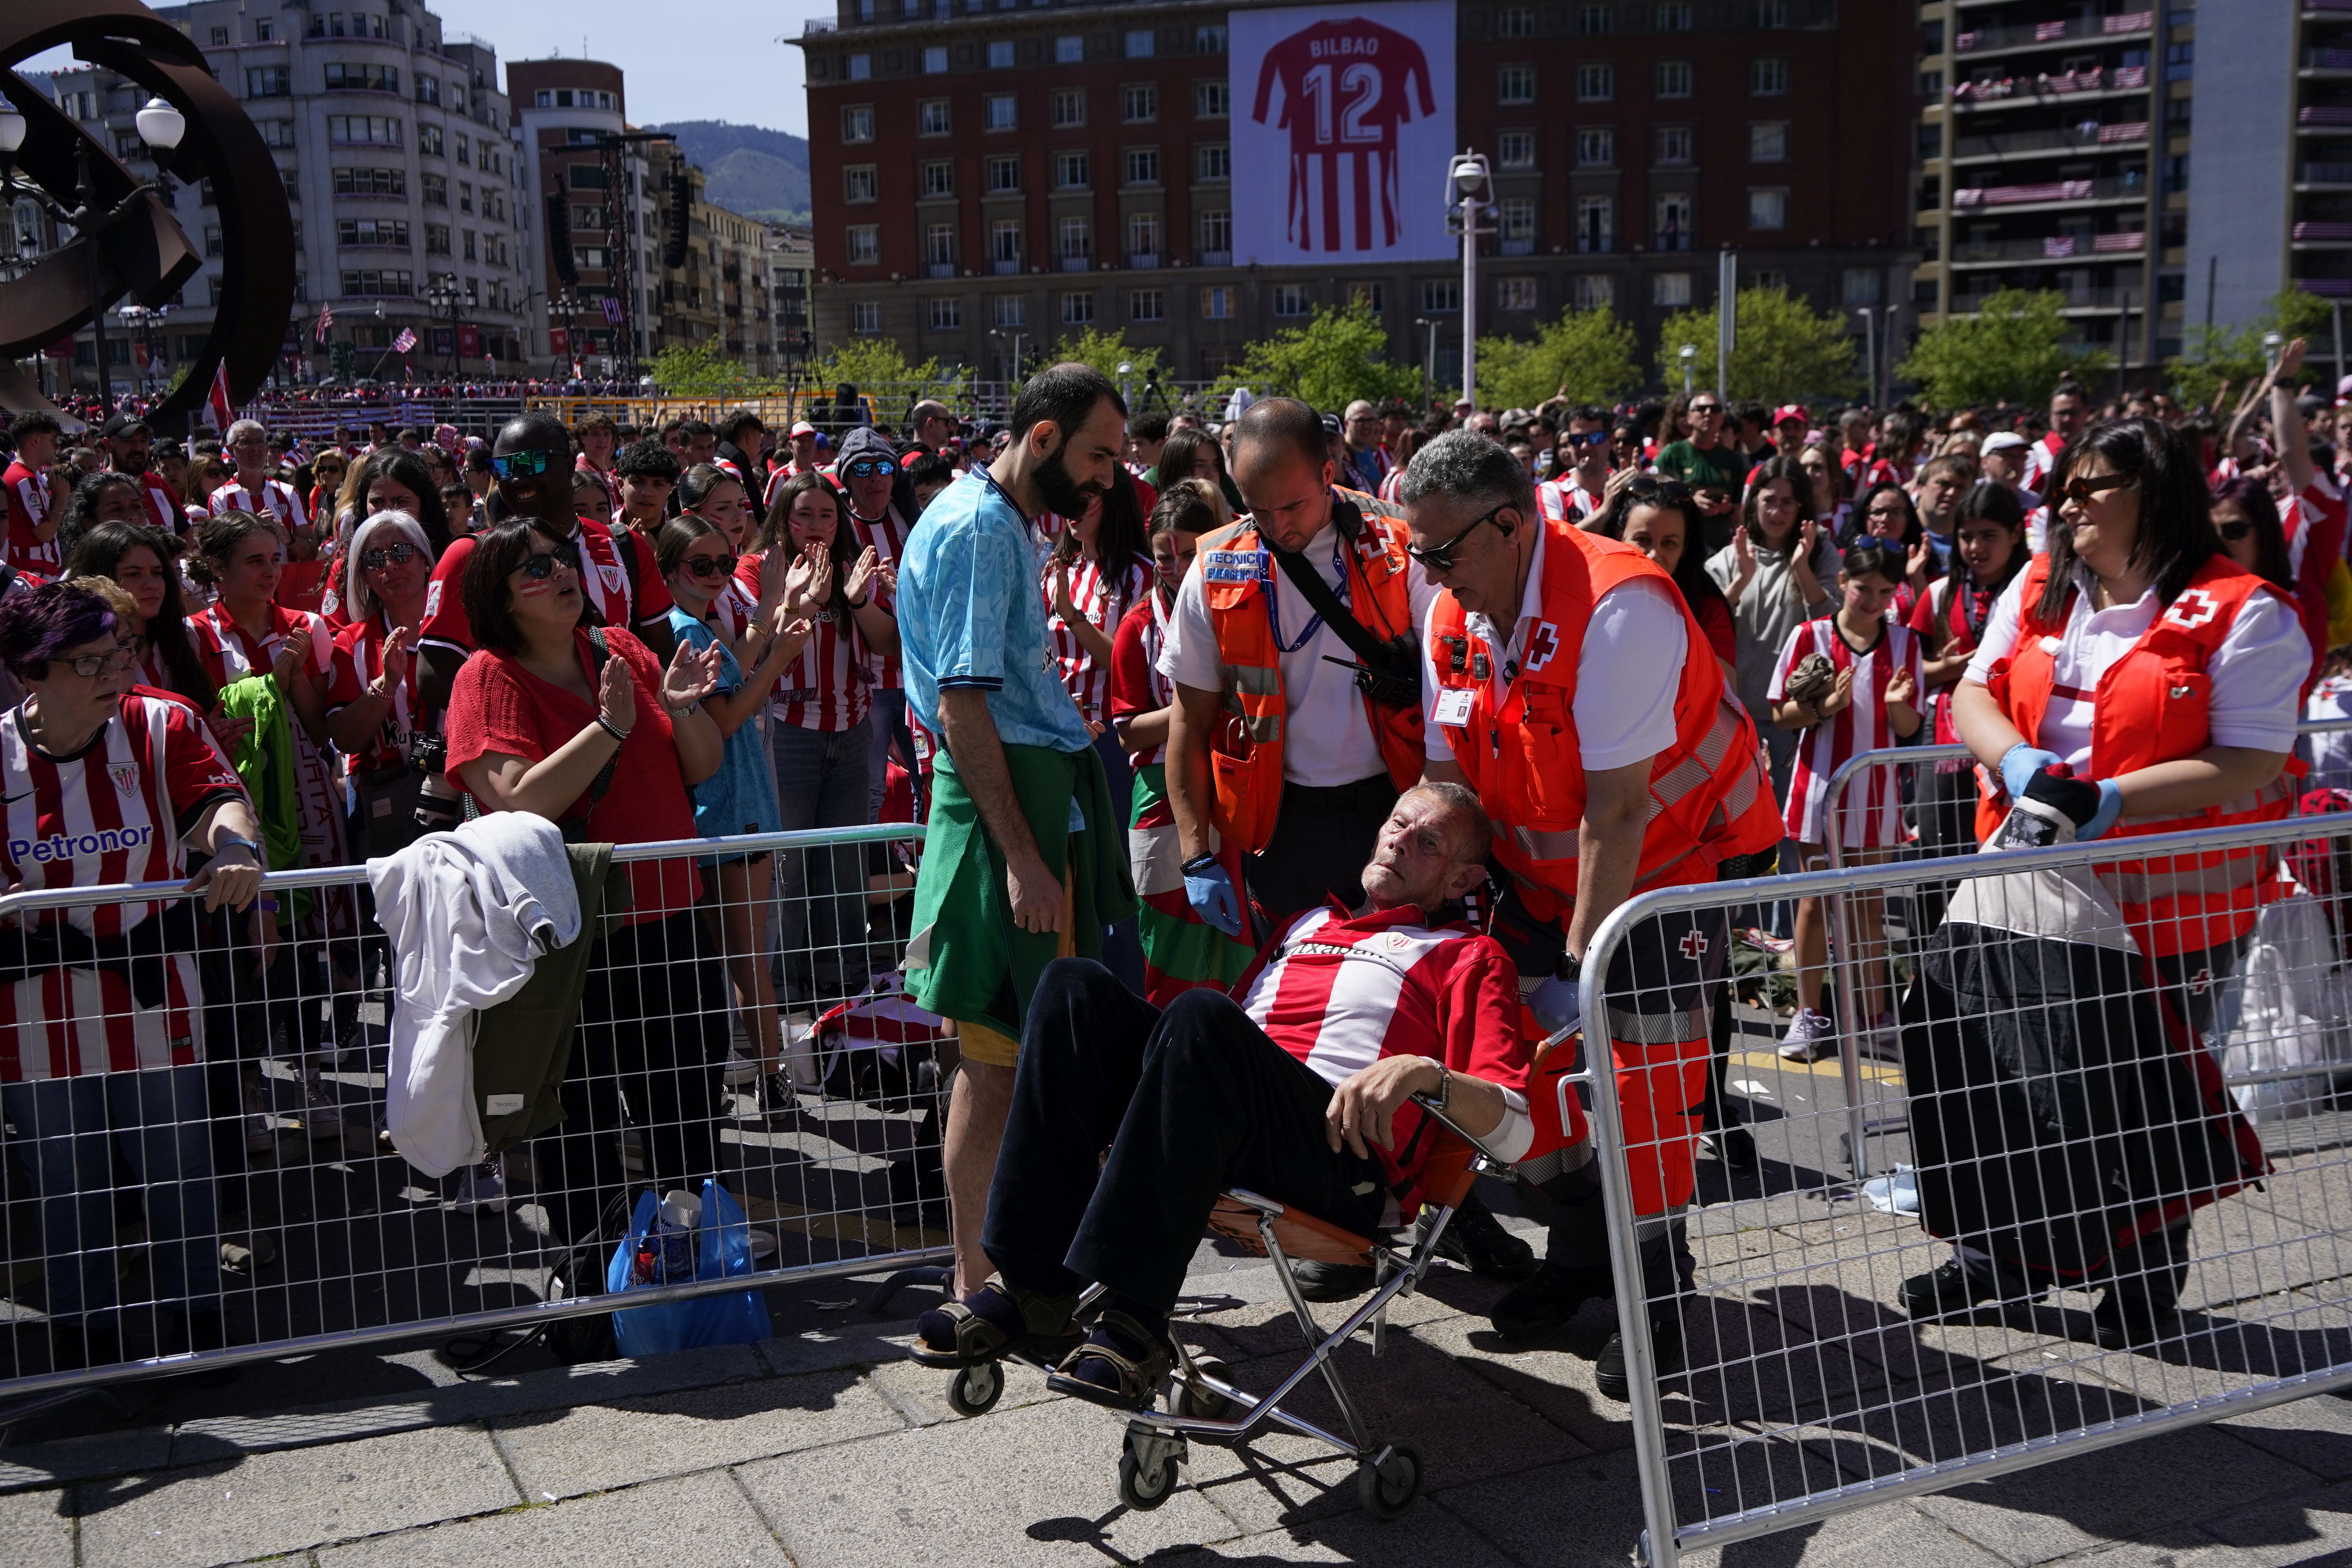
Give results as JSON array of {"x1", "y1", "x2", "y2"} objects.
[{"x1": 1229, "y1": 0, "x2": 1457, "y2": 267}]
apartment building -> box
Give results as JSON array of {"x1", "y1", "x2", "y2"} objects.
[
  {"x1": 793, "y1": 0, "x2": 1916, "y2": 385},
  {"x1": 42, "y1": 0, "x2": 534, "y2": 390}
]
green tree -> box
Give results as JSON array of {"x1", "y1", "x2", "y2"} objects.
[
  {"x1": 1475, "y1": 304, "x2": 1642, "y2": 411},
  {"x1": 649, "y1": 337, "x2": 757, "y2": 398},
  {"x1": 2171, "y1": 289, "x2": 2334, "y2": 414},
  {"x1": 1653, "y1": 285, "x2": 1864, "y2": 404},
  {"x1": 1898, "y1": 289, "x2": 2112, "y2": 410},
  {"x1": 1035, "y1": 327, "x2": 1171, "y2": 399},
  {"x1": 1210, "y1": 303, "x2": 1420, "y2": 410}
]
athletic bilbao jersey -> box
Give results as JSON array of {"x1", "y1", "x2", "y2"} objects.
[
  {"x1": 1249, "y1": 18, "x2": 1436, "y2": 252},
  {"x1": 1045, "y1": 554, "x2": 1150, "y2": 724},
  {"x1": 846, "y1": 503, "x2": 911, "y2": 690},
  {"x1": 209, "y1": 476, "x2": 310, "y2": 535},
  {"x1": 2, "y1": 461, "x2": 54, "y2": 573}
]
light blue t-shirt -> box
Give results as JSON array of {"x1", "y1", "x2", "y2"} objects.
[
  {"x1": 898, "y1": 468, "x2": 1092, "y2": 754},
  {"x1": 668, "y1": 608, "x2": 783, "y2": 851}
]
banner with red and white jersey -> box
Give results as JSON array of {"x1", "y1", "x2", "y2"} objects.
[{"x1": 1230, "y1": 0, "x2": 1456, "y2": 267}]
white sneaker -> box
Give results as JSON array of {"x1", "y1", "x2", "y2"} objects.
[
  {"x1": 454, "y1": 1163, "x2": 508, "y2": 1215},
  {"x1": 1779, "y1": 1008, "x2": 1838, "y2": 1062}
]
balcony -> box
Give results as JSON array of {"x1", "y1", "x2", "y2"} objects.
[
  {"x1": 1200, "y1": 249, "x2": 1231, "y2": 265},
  {"x1": 2303, "y1": 162, "x2": 2352, "y2": 185},
  {"x1": 1951, "y1": 285, "x2": 2136, "y2": 312},
  {"x1": 1953, "y1": 175, "x2": 2147, "y2": 211},
  {"x1": 2295, "y1": 221, "x2": 2352, "y2": 247},
  {"x1": 1126, "y1": 252, "x2": 1160, "y2": 269},
  {"x1": 1953, "y1": 122, "x2": 2149, "y2": 163},
  {"x1": 926, "y1": 262, "x2": 956, "y2": 278},
  {"x1": 1949, "y1": 231, "x2": 2147, "y2": 265},
  {"x1": 2307, "y1": 47, "x2": 2352, "y2": 74},
  {"x1": 2303, "y1": 106, "x2": 2352, "y2": 127},
  {"x1": 990, "y1": 258, "x2": 1022, "y2": 275},
  {"x1": 1059, "y1": 255, "x2": 1091, "y2": 272},
  {"x1": 1500, "y1": 238, "x2": 1536, "y2": 256},
  {"x1": 1953, "y1": 65, "x2": 2149, "y2": 107},
  {"x1": 1956, "y1": 12, "x2": 2152, "y2": 57}
]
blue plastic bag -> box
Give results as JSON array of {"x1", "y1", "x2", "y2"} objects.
[{"x1": 604, "y1": 1179, "x2": 773, "y2": 1357}]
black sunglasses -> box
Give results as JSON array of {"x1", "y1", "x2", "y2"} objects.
[
  {"x1": 1624, "y1": 475, "x2": 1694, "y2": 503},
  {"x1": 359, "y1": 541, "x2": 419, "y2": 572},
  {"x1": 1561, "y1": 431, "x2": 1609, "y2": 448},
  {"x1": 2218, "y1": 521, "x2": 2254, "y2": 542},
  {"x1": 515, "y1": 541, "x2": 583, "y2": 581},
  {"x1": 490, "y1": 448, "x2": 559, "y2": 480},
  {"x1": 2057, "y1": 472, "x2": 2134, "y2": 506},
  {"x1": 1407, "y1": 503, "x2": 1514, "y2": 572},
  {"x1": 1688, "y1": 402, "x2": 1724, "y2": 415},
  {"x1": 680, "y1": 551, "x2": 738, "y2": 579}
]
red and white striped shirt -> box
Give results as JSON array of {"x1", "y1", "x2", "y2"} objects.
[
  {"x1": 2, "y1": 461, "x2": 55, "y2": 574},
  {"x1": 846, "y1": 503, "x2": 911, "y2": 691},
  {"x1": 2021, "y1": 429, "x2": 2068, "y2": 492},
  {"x1": 326, "y1": 613, "x2": 421, "y2": 773},
  {"x1": 129, "y1": 470, "x2": 181, "y2": 535},
  {"x1": 738, "y1": 552, "x2": 871, "y2": 731},
  {"x1": 186, "y1": 601, "x2": 334, "y2": 693},
  {"x1": 573, "y1": 517, "x2": 671, "y2": 633},
  {"x1": 1536, "y1": 477, "x2": 1605, "y2": 525},
  {"x1": 209, "y1": 476, "x2": 309, "y2": 535},
  {"x1": 1232, "y1": 902, "x2": 1534, "y2": 1207},
  {"x1": 1769, "y1": 615, "x2": 1922, "y2": 850},
  {"x1": 1045, "y1": 554, "x2": 1151, "y2": 724},
  {"x1": 0, "y1": 692, "x2": 249, "y2": 1080},
  {"x1": 1107, "y1": 591, "x2": 1176, "y2": 767}
]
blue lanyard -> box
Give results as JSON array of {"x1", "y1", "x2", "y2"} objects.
[{"x1": 1263, "y1": 536, "x2": 1349, "y2": 653}]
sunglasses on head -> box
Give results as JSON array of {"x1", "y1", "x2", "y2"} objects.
[
  {"x1": 844, "y1": 457, "x2": 900, "y2": 479},
  {"x1": 489, "y1": 448, "x2": 559, "y2": 480},
  {"x1": 2057, "y1": 472, "x2": 2134, "y2": 506},
  {"x1": 1624, "y1": 475, "x2": 1694, "y2": 502},
  {"x1": 680, "y1": 551, "x2": 738, "y2": 579},
  {"x1": 359, "y1": 541, "x2": 419, "y2": 572},
  {"x1": 1406, "y1": 503, "x2": 1513, "y2": 572},
  {"x1": 515, "y1": 541, "x2": 582, "y2": 581}
]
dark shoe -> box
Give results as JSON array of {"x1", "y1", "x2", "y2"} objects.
[
  {"x1": 1488, "y1": 1259, "x2": 1612, "y2": 1343},
  {"x1": 1045, "y1": 1310, "x2": 1176, "y2": 1412},
  {"x1": 910, "y1": 1276, "x2": 1082, "y2": 1368},
  {"x1": 1423, "y1": 1191, "x2": 1540, "y2": 1282},
  {"x1": 1700, "y1": 1124, "x2": 1758, "y2": 1171},
  {"x1": 2089, "y1": 1291, "x2": 2179, "y2": 1351},
  {"x1": 1595, "y1": 1318, "x2": 1686, "y2": 1401},
  {"x1": 1898, "y1": 1257, "x2": 2020, "y2": 1321},
  {"x1": 1289, "y1": 1258, "x2": 1375, "y2": 1302},
  {"x1": 755, "y1": 1071, "x2": 797, "y2": 1114}
]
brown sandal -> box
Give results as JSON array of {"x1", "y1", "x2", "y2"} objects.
[
  {"x1": 1045, "y1": 1310, "x2": 1176, "y2": 1410},
  {"x1": 908, "y1": 1276, "x2": 1081, "y2": 1369}
]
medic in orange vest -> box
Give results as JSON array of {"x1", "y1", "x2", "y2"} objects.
[
  {"x1": 1927, "y1": 416, "x2": 2309, "y2": 1337},
  {"x1": 1401, "y1": 431, "x2": 1781, "y2": 1402}
]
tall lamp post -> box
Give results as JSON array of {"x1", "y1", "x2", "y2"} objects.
[
  {"x1": 116, "y1": 301, "x2": 167, "y2": 396},
  {"x1": 1446, "y1": 151, "x2": 1493, "y2": 408},
  {"x1": 0, "y1": 95, "x2": 187, "y2": 404},
  {"x1": 424, "y1": 273, "x2": 463, "y2": 382},
  {"x1": 547, "y1": 289, "x2": 585, "y2": 376},
  {"x1": 1678, "y1": 343, "x2": 1697, "y2": 397}
]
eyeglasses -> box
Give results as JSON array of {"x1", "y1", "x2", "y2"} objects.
[
  {"x1": 359, "y1": 541, "x2": 419, "y2": 572},
  {"x1": 1406, "y1": 503, "x2": 1512, "y2": 573},
  {"x1": 2219, "y1": 521, "x2": 2255, "y2": 543},
  {"x1": 843, "y1": 457, "x2": 900, "y2": 479},
  {"x1": 489, "y1": 448, "x2": 560, "y2": 480},
  {"x1": 515, "y1": 541, "x2": 582, "y2": 581},
  {"x1": 680, "y1": 552, "x2": 737, "y2": 579},
  {"x1": 2056, "y1": 472, "x2": 2134, "y2": 507},
  {"x1": 61, "y1": 646, "x2": 137, "y2": 679}
]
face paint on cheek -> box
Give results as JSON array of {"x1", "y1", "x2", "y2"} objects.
[{"x1": 516, "y1": 577, "x2": 558, "y2": 598}]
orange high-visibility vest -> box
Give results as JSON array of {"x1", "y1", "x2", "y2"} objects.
[
  {"x1": 1976, "y1": 553, "x2": 2302, "y2": 957},
  {"x1": 1427, "y1": 520, "x2": 1781, "y2": 926},
  {"x1": 1196, "y1": 489, "x2": 1426, "y2": 855}
]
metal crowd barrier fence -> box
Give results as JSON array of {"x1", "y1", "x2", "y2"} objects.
[
  {"x1": 1581, "y1": 811, "x2": 2352, "y2": 1568},
  {"x1": 0, "y1": 822, "x2": 942, "y2": 1405}
]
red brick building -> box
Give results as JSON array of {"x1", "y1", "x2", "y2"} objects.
[{"x1": 793, "y1": 0, "x2": 1918, "y2": 388}]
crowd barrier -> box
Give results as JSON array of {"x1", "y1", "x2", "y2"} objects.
[
  {"x1": 0, "y1": 822, "x2": 943, "y2": 1405},
  {"x1": 1583, "y1": 811, "x2": 2352, "y2": 1568}
]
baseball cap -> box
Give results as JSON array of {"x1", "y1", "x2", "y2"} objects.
[
  {"x1": 789, "y1": 420, "x2": 818, "y2": 438},
  {"x1": 1771, "y1": 404, "x2": 1809, "y2": 426},
  {"x1": 1981, "y1": 431, "x2": 2028, "y2": 454}
]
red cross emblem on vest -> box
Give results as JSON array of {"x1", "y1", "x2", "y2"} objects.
[
  {"x1": 1523, "y1": 620, "x2": 1561, "y2": 673},
  {"x1": 1679, "y1": 929, "x2": 1710, "y2": 961},
  {"x1": 2163, "y1": 588, "x2": 2220, "y2": 632},
  {"x1": 2186, "y1": 967, "x2": 2212, "y2": 995}
]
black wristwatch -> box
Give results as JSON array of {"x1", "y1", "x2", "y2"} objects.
[
  {"x1": 1181, "y1": 851, "x2": 1219, "y2": 875},
  {"x1": 1555, "y1": 949, "x2": 1583, "y2": 986}
]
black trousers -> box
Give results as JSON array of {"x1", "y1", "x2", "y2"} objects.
[
  {"x1": 982, "y1": 958, "x2": 1386, "y2": 1312},
  {"x1": 535, "y1": 911, "x2": 728, "y2": 1245},
  {"x1": 1245, "y1": 776, "x2": 1399, "y2": 928}
]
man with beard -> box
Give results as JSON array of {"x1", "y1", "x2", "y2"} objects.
[
  {"x1": 896, "y1": 363, "x2": 1140, "y2": 1299},
  {"x1": 101, "y1": 414, "x2": 179, "y2": 534}
]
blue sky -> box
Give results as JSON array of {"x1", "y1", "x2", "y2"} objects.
[{"x1": 16, "y1": 1, "x2": 833, "y2": 137}]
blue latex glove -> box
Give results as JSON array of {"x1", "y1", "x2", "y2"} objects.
[
  {"x1": 2078, "y1": 778, "x2": 2125, "y2": 841},
  {"x1": 1529, "y1": 971, "x2": 1583, "y2": 1041},
  {"x1": 1998, "y1": 742, "x2": 2065, "y2": 801},
  {"x1": 1183, "y1": 858, "x2": 1244, "y2": 938}
]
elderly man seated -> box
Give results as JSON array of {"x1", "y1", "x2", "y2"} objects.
[{"x1": 911, "y1": 782, "x2": 1536, "y2": 1409}]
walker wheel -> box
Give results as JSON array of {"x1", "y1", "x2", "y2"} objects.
[
  {"x1": 1118, "y1": 1447, "x2": 1178, "y2": 1511},
  {"x1": 1357, "y1": 1439, "x2": 1423, "y2": 1520},
  {"x1": 946, "y1": 1359, "x2": 1003, "y2": 1417},
  {"x1": 1169, "y1": 1357, "x2": 1235, "y2": 1420}
]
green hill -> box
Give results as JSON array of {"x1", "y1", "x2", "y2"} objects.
[{"x1": 650, "y1": 120, "x2": 810, "y2": 224}]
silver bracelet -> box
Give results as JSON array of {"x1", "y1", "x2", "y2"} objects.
[{"x1": 596, "y1": 715, "x2": 630, "y2": 744}]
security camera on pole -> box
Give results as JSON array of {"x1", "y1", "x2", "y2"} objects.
[{"x1": 1446, "y1": 151, "x2": 1494, "y2": 410}]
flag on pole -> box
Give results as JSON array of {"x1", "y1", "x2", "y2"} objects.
[
  {"x1": 203, "y1": 362, "x2": 234, "y2": 434},
  {"x1": 313, "y1": 302, "x2": 334, "y2": 345},
  {"x1": 601, "y1": 296, "x2": 624, "y2": 326},
  {"x1": 391, "y1": 327, "x2": 418, "y2": 354}
]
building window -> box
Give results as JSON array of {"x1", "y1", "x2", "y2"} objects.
[
  {"x1": 339, "y1": 269, "x2": 414, "y2": 296},
  {"x1": 1125, "y1": 30, "x2": 1155, "y2": 58},
  {"x1": 421, "y1": 173, "x2": 446, "y2": 206},
  {"x1": 1128, "y1": 212, "x2": 1162, "y2": 257},
  {"x1": 1498, "y1": 130, "x2": 1537, "y2": 169},
  {"x1": 985, "y1": 94, "x2": 1016, "y2": 132},
  {"x1": 1131, "y1": 289, "x2": 1164, "y2": 322},
  {"x1": 454, "y1": 134, "x2": 471, "y2": 167},
  {"x1": 1578, "y1": 4, "x2": 1613, "y2": 32},
  {"x1": 1751, "y1": 56, "x2": 1789, "y2": 95},
  {"x1": 1751, "y1": 268, "x2": 1787, "y2": 292},
  {"x1": 247, "y1": 66, "x2": 292, "y2": 96},
  {"x1": 415, "y1": 75, "x2": 439, "y2": 106},
  {"x1": 1055, "y1": 151, "x2": 1090, "y2": 189},
  {"x1": 1200, "y1": 209, "x2": 1232, "y2": 257},
  {"x1": 1577, "y1": 63, "x2": 1615, "y2": 102},
  {"x1": 1061, "y1": 290, "x2": 1094, "y2": 325},
  {"x1": 1350, "y1": 282, "x2": 1385, "y2": 313},
  {"x1": 1196, "y1": 80, "x2": 1229, "y2": 118},
  {"x1": 1578, "y1": 196, "x2": 1615, "y2": 253},
  {"x1": 930, "y1": 298, "x2": 961, "y2": 329},
  {"x1": 848, "y1": 55, "x2": 872, "y2": 81},
  {"x1": 1499, "y1": 6, "x2": 1534, "y2": 37},
  {"x1": 1499, "y1": 65, "x2": 1536, "y2": 105},
  {"x1": 919, "y1": 99, "x2": 951, "y2": 136},
  {"x1": 1653, "y1": 271, "x2": 1691, "y2": 306},
  {"x1": 1272, "y1": 283, "x2": 1310, "y2": 317},
  {"x1": 1656, "y1": 193, "x2": 1692, "y2": 249},
  {"x1": 1500, "y1": 198, "x2": 1536, "y2": 243},
  {"x1": 1755, "y1": 0, "x2": 1789, "y2": 26},
  {"x1": 332, "y1": 166, "x2": 406, "y2": 196},
  {"x1": 922, "y1": 45, "x2": 948, "y2": 74},
  {"x1": 328, "y1": 115, "x2": 403, "y2": 145},
  {"x1": 845, "y1": 166, "x2": 878, "y2": 203},
  {"x1": 336, "y1": 217, "x2": 410, "y2": 246},
  {"x1": 425, "y1": 225, "x2": 450, "y2": 257},
  {"x1": 1499, "y1": 277, "x2": 1538, "y2": 311},
  {"x1": 1051, "y1": 89, "x2": 1085, "y2": 128},
  {"x1": 1574, "y1": 274, "x2": 1615, "y2": 310},
  {"x1": 461, "y1": 230, "x2": 477, "y2": 262},
  {"x1": 1750, "y1": 122, "x2": 1788, "y2": 162},
  {"x1": 1747, "y1": 187, "x2": 1787, "y2": 229},
  {"x1": 1656, "y1": 1, "x2": 1691, "y2": 29},
  {"x1": 987, "y1": 156, "x2": 1020, "y2": 193},
  {"x1": 258, "y1": 120, "x2": 295, "y2": 148},
  {"x1": 842, "y1": 105, "x2": 875, "y2": 142},
  {"x1": 921, "y1": 161, "x2": 954, "y2": 198},
  {"x1": 992, "y1": 220, "x2": 1022, "y2": 263},
  {"x1": 993, "y1": 295, "x2": 1025, "y2": 327},
  {"x1": 1196, "y1": 143, "x2": 1230, "y2": 181},
  {"x1": 1055, "y1": 35, "x2": 1083, "y2": 64},
  {"x1": 988, "y1": 40, "x2": 1015, "y2": 69},
  {"x1": 1423, "y1": 280, "x2": 1461, "y2": 312},
  {"x1": 1656, "y1": 60, "x2": 1693, "y2": 98},
  {"x1": 211, "y1": 25, "x2": 228, "y2": 44},
  {"x1": 1842, "y1": 268, "x2": 1882, "y2": 306},
  {"x1": 1123, "y1": 84, "x2": 1158, "y2": 123},
  {"x1": 418, "y1": 124, "x2": 442, "y2": 156},
  {"x1": 852, "y1": 300, "x2": 882, "y2": 332},
  {"x1": 1195, "y1": 24, "x2": 1229, "y2": 53},
  {"x1": 1578, "y1": 128, "x2": 1615, "y2": 167},
  {"x1": 1059, "y1": 216, "x2": 1091, "y2": 260},
  {"x1": 847, "y1": 225, "x2": 880, "y2": 265},
  {"x1": 1201, "y1": 285, "x2": 1233, "y2": 319},
  {"x1": 924, "y1": 224, "x2": 956, "y2": 266},
  {"x1": 1124, "y1": 148, "x2": 1160, "y2": 186}
]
